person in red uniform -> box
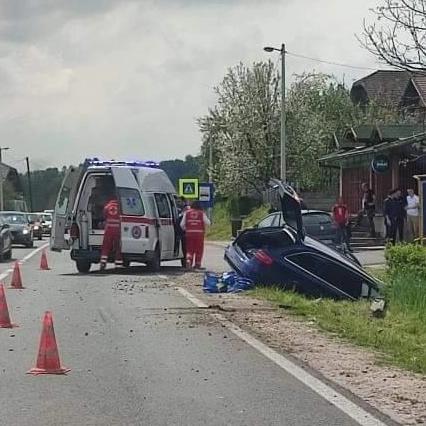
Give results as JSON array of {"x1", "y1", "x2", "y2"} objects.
[
  {"x1": 332, "y1": 196, "x2": 351, "y2": 248},
  {"x1": 100, "y1": 195, "x2": 123, "y2": 271},
  {"x1": 180, "y1": 200, "x2": 211, "y2": 270}
]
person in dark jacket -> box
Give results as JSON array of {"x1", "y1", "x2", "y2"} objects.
[
  {"x1": 382, "y1": 190, "x2": 394, "y2": 243},
  {"x1": 393, "y1": 188, "x2": 407, "y2": 243},
  {"x1": 383, "y1": 188, "x2": 406, "y2": 245},
  {"x1": 355, "y1": 182, "x2": 376, "y2": 237}
]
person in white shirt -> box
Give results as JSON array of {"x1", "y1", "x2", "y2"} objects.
[{"x1": 406, "y1": 188, "x2": 420, "y2": 241}]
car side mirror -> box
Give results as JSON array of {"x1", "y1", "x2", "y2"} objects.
[{"x1": 1, "y1": 223, "x2": 9, "y2": 230}]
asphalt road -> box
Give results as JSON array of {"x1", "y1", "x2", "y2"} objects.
[{"x1": 0, "y1": 241, "x2": 385, "y2": 426}]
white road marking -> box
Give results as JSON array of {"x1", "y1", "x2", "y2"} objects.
[
  {"x1": 0, "y1": 243, "x2": 49, "y2": 282},
  {"x1": 177, "y1": 287, "x2": 389, "y2": 426}
]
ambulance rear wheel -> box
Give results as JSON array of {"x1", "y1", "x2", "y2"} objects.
[
  {"x1": 147, "y1": 247, "x2": 161, "y2": 272},
  {"x1": 76, "y1": 260, "x2": 91, "y2": 273}
]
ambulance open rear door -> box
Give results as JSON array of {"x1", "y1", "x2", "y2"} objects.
[{"x1": 50, "y1": 166, "x2": 84, "y2": 252}]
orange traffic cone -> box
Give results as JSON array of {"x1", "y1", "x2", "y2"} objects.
[
  {"x1": 9, "y1": 261, "x2": 25, "y2": 289},
  {"x1": 40, "y1": 249, "x2": 50, "y2": 270},
  {"x1": 0, "y1": 284, "x2": 17, "y2": 328},
  {"x1": 27, "y1": 311, "x2": 70, "y2": 375}
]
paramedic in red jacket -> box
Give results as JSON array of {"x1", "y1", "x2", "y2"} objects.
[
  {"x1": 180, "y1": 200, "x2": 211, "y2": 270},
  {"x1": 100, "y1": 195, "x2": 123, "y2": 271}
]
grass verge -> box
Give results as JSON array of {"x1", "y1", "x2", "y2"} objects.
[
  {"x1": 206, "y1": 203, "x2": 268, "y2": 241},
  {"x1": 249, "y1": 272, "x2": 426, "y2": 374}
]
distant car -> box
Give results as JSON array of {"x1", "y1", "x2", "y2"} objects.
[
  {"x1": 0, "y1": 216, "x2": 12, "y2": 260},
  {"x1": 0, "y1": 211, "x2": 34, "y2": 248},
  {"x1": 224, "y1": 179, "x2": 381, "y2": 301},
  {"x1": 255, "y1": 209, "x2": 338, "y2": 246},
  {"x1": 40, "y1": 212, "x2": 52, "y2": 235},
  {"x1": 27, "y1": 213, "x2": 43, "y2": 240}
]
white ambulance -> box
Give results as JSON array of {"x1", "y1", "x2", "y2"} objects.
[{"x1": 50, "y1": 158, "x2": 184, "y2": 273}]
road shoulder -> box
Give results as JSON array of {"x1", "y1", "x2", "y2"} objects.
[{"x1": 172, "y1": 270, "x2": 426, "y2": 426}]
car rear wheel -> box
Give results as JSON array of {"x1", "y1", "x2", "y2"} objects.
[
  {"x1": 25, "y1": 241, "x2": 34, "y2": 248},
  {"x1": 76, "y1": 260, "x2": 91, "y2": 273},
  {"x1": 3, "y1": 246, "x2": 11, "y2": 260}
]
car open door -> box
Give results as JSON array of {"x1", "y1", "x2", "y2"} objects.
[
  {"x1": 269, "y1": 179, "x2": 304, "y2": 241},
  {"x1": 110, "y1": 166, "x2": 147, "y2": 254},
  {"x1": 50, "y1": 166, "x2": 84, "y2": 252}
]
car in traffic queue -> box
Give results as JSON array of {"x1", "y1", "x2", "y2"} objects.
[
  {"x1": 224, "y1": 179, "x2": 381, "y2": 301},
  {"x1": 0, "y1": 211, "x2": 34, "y2": 248},
  {"x1": 0, "y1": 215, "x2": 12, "y2": 261},
  {"x1": 50, "y1": 158, "x2": 185, "y2": 273},
  {"x1": 26, "y1": 213, "x2": 44, "y2": 240},
  {"x1": 40, "y1": 211, "x2": 53, "y2": 235}
]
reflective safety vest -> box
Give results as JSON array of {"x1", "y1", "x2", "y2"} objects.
[
  {"x1": 184, "y1": 208, "x2": 205, "y2": 235},
  {"x1": 104, "y1": 198, "x2": 121, "y2": 231}
]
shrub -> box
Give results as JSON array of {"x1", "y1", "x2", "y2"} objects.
[{"x1": 385, "y1": 243, "x2": 426, "y2": 278}]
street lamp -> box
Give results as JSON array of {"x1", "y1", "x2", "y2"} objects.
[
  {"x1": 264, "y1": 43, "x2": 286, "y2": 182},
  {"x1": 0, "y1": 147, "x2": 9, "y2": 211}
]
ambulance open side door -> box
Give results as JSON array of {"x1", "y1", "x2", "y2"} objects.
[
  {"x1": 50, "y1": 166, "x2": 84, "y2": 252},
  {"x1": 110, "y1": 166, "x2": 148, "y2": 254}
]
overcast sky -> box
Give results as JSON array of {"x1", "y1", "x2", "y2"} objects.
[{"x1": 0, "y1": 0, "x2": 385, "y2": 172}]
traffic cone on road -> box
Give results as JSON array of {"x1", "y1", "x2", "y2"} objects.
[
  {"x1": 0, "y1": 284, "x2": 17, "y2": 328},
  {"x1": 27, "y1": 311, "x2": 70, "y2": 375},
  {"x1": 39, "y1": 249, "x2": 50, "y2": 270},
  {"x1": 9, "y1": 261, "x2": 25, "y2": 289}
]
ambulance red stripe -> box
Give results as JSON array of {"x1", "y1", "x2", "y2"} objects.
[{"x1": 120, "y1": 216, "x2": 157, "y2": 225}]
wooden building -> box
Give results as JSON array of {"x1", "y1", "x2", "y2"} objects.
[{"x1": 319, "y1": 124, "x2": 426, "y2": 214}]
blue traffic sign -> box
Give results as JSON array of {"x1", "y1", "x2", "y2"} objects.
[{"x1": 198, "y1": 183, "x2": 214, "y2": 208}]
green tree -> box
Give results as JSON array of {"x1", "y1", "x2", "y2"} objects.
[
  {"x1": 199, "y1": 66, "x2": 403, "y2": 194},
  {"x1": 160, "y1": 155, "x2": 201, "y2": 187},
  {"x1": 286, "y1": 73, "x2": 402, "y2": 189}
]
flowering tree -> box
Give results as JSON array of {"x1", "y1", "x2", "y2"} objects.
[
  {"x1": 199, "y1": 65, "x2": 402, "y2": 196},
  {"x1": 198, "y1": 61, "x2": 281, "y2": 197}
]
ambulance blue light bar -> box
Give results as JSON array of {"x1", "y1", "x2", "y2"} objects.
[{"x1": 84, "y1": 158, "x2": 160, "y2": 168}]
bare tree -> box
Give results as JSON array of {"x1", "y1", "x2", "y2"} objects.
[{"x1": 361, "y1": 0, "x2": 426, "y2": 71}]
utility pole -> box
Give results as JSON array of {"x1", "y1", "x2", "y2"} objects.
[
  {"x1": 0, "y1": 147, "x2": 9, "y2": 211},
  {"x1": 26, "y1": 157, "x2": 34, "y2": 212},
  {"x1": 280, "y1": 43, "x2": 286, "y2": 182},
  {"x1": 264, "y1": 43, "x2": 286, "y2": 182},
  {"x1": 207, "y1": 137, "x2": 213, "y2": 222}
]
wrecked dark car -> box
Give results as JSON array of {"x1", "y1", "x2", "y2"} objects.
[{"x1": 224, "y1": 179, "x2": 381, "y2": 301}]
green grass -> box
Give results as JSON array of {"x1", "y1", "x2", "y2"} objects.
[
  {"x1": 206, "y1": 203, "x2": 269, "y2": 241},
  {"x1": 248, "y1": 272, "x2": 426, "y2": 374}
]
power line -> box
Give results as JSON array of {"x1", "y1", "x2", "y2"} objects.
[{"x1": 286, "y1": 50, "x2": 377, "y2": 71}]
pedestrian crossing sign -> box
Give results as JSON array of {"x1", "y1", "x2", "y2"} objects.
[{"x1": 178, "y1": 178, "x2": 199, "y2": 199}]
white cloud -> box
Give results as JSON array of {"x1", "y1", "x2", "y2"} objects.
[{"x1": 0, "y1": 0, "x2": 384, "y2": 171}]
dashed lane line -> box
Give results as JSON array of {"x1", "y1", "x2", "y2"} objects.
[
  {"x1": 177, "y1": 286, "x2": 390, "y2": 426},
  {"x1": 0, "y1": 243, "x2": 49, "y2": 282}
]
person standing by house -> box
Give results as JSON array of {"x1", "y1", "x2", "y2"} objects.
[
  {"x1": 394, "y1": 188, "x2": 407, "y2": 243},
  {"x1": 355, "y1": 182, "x2": 376, "y2": 237},
  {"x1": 382, "y1": 190, "x2": 394, "y2": 243},
  {"x1": 180, "y1": 200, "x2": 211, "y2": 270},
  {"x1": 332, "y1": 197, "x2": 351, "y2": 249},
  {"x1": 406, "y1": 188, "x2": 420, "y2": 241}
]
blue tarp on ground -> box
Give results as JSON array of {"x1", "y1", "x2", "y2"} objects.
[{"x1": 203, "y1": 271, "x2": 254, "y2": 294}]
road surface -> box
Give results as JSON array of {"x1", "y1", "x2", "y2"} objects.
[{"x1": 0, "y1": 241, "x2": 393, "y2": 425}]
